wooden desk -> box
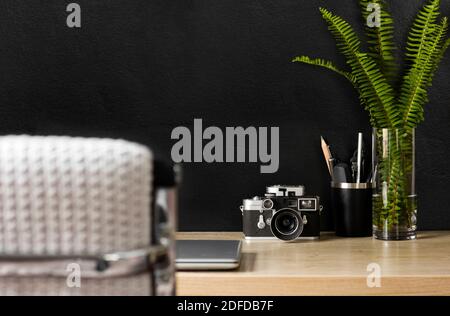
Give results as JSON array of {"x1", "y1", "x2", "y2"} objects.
[{"x1": 176, "y1": 232, "x2": 450, "y2": 296}]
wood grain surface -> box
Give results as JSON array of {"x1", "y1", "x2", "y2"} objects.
[{"x1": 176, "y1": 232, "x2": 450, "y2": 296}]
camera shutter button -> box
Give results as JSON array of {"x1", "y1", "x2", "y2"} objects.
[{"x1": 257, "y1": 215, "x2": 266, "y2": 229}]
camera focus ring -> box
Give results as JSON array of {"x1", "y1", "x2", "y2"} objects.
[{"x1": 270, "y1": 208, "x2": 304, "y2": 241}]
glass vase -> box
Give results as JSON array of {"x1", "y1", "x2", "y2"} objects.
[{"x1": 372, "y1": 128, "x2": 417, "y2": 240}]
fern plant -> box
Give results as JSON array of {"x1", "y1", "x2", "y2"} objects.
[
  {"x1": 293, "y1": 0, "x2": 450, "y2": 239},
  {"x1": 293, "y1": 0, "x2": 449, "y2": 129}
]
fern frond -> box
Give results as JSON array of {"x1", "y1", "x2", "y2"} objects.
[
  {"x1": 319, "y1": 8, "x2": 361, "y2": 61},
  {"x1": 400, "y1": 17, "x2": 449, "y2": 127},
  {"x1": 433, "y1": 36, "x2": 450, "y2": 72},
  {"x1": 359, "y1": 0, "x2": 396, "y2": 80},
  {"x1": 292, "y1": 56, "x2": 355, "y2": 83},
  {"x1": 353, "y1": 53, "x2": 399, "y2": 127},
  {"x1": 319, "y1": 7, "x2": 398, "y2": 127},
  {"x1": 444, "y1": 38, "x2": 450, "y2": 52},
  {"x1": 292, "y1": 0, "x2": 449, "y2": 130},
  {"x1": 404, "y1": 0, "x2": 441, "y2": 68}
]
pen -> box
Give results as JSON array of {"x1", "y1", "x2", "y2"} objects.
[
  {"x1": 356, "y1": 133, "x2": 363, "y2": 183},
  {"x1": 371, "y1": 165, "x2": 378, "y2": 184}
]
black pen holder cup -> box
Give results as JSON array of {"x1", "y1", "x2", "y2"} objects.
[{"x1": 331, "y1": 182, "x2": 374, "y2": 237}]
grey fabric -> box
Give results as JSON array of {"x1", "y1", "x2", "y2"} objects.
[
  {"x1": 0, "y1": 275, "x2": 152, "y2": 296},
  {"x1": 0, "y1": 136, "x2": 157, "y2": 295}
]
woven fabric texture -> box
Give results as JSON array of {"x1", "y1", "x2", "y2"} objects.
[
  {"x1": 0, "y1": 274, "x2": 151, "y2": 296},
  {"x1": 0, "y1": 136, "x2": 154, "y2": 295},
  {"x1": 0, "y1": 135, "x2": 152, "y2": 255}
]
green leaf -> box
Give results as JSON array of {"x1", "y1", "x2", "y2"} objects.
[
  {"x1": 291, "y1": 0, "x2": 450, "y2": 130},
  {"x1": 404, "y1": 0, "x2": 441, "y2": 68},
  {"x1": 319, "y1": 7, "x2": 398, "y2": 128},
  {"x1": 292, "y1": 56, "x2": 355, "y2": 83},
  {"x1": 359, "y1": 0, "x2": 397, "y2": 81},
  {"x1": 400, "y1": 16, "x2": 449, "y2": 127}
]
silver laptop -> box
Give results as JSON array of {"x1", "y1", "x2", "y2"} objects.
[{"x1": 176, "y1": 240, "x2": 242, "y2": 270}]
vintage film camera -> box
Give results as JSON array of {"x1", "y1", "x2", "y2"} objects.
[{"x1": 241, "y1": 185, "x2": 321, "y2": 241}]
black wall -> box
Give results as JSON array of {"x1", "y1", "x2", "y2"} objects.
[{"x1": 1, "y1": 1, "x2": 449, "y2": 231}]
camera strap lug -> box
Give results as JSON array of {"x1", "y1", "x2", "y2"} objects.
[{"x1": 257, "y1": 215, "x2": 266, "y2": 229}]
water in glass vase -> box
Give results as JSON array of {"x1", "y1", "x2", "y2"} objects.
[{"x1": 372, "y1": 128, "x2": 417, "y2": 240}]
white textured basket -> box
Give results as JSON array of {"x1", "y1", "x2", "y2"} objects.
[{"x1": 0, "y1": 135, "x2": 153, "y2": 295}]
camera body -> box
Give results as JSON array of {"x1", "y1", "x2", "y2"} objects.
[{"x1": 241, "y1": 185, "x2": 321, "y2": 241}]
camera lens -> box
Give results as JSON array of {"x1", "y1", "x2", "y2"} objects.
[
  {"x1": 276, "y1": 214, "x2": 297, "y2": 234},
  {"x1": 270, "y1": 209, "x2": 304, "y2": 241}
]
